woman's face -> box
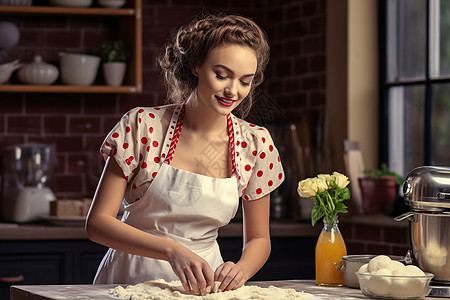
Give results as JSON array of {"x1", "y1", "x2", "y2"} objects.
[{"x1": 193, "y1": 44, "x2": 257, "y2": 116}]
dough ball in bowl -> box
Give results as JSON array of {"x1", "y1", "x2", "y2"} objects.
[
  {"x1": 367, "y1": 255, "x2": 392, "y2": 273},
  {"x1": 368, "y1": 268, "x2": 393, "y2": 296}
]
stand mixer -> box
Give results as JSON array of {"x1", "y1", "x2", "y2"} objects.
[{"x1": 1, "y1": 144, "x2": 56, "y2": 223}]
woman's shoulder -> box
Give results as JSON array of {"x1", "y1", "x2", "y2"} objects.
[{"x1": 232, "y1": 115, "x2": 272, "y2": 140}]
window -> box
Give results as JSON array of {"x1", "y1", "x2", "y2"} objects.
[{"x1": 381, "y1": 0, "x2": 450, "y2": 176}]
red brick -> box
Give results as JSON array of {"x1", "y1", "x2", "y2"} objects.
[
  {"x1": 84, "y1": 94, "x2": 118, "y2": 115},
  {"x1": 86, "y1": 135, "x2": 106, "y2": 152},
  {"x1": 0, "y1": 94, "x2": 23, "y2": 113},
  {"x1": 69, "y1": 117, "x2": 101, "y2": 134},
  {"x1": 45, "y1": 116, "x2": 67, "y2": 134},
  {"x1": 366, "y1": 243, "x2": 392, "y2": 255},
  {"x1": 7, "y1": 116, "x2": 41, "y2": 133},
  {"x1": 276, "y1": 60, "x2": 292, "y2": 77},
  {"x1": 355, "y1": 224, "x2": 382, "y2": 242},
  {"x1": 54, "y1": 174, "x2": 83, "y2": 194},
  {"x1": 46, "y1": 31, "x2": 82, "y2": 48},
  {"x1": 154, "y1": 7, "x2": 190, "y2": 27},
  {"x1": 383, "y1": 226, "x2": 409, "y2": 244},
  {"x1": 25, "y1": 94, "x2": 82, "y2": 114},
  {"x1": 346, "y1": 241, "x2": 366, "y2": 255},
  {"x1": 68, "y1": 153, "x2": 89, "y2": 173}
]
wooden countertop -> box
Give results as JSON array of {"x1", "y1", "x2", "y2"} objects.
[
  {"x1": 0, "y1": 214, "x2": 399, "y2": 241},
  {"x1": 0, "y1": 221, "x2": 321, "y2": 240},
  {"x1": 9, "y1": 280, "x2": 366, "y2": 300},
  {"x1": 10, "y1": 279, "x2": 443, "y2": 300}
]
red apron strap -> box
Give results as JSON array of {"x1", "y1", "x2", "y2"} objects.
[{"x1": 164, "y1": 103, "x2": 237, "y2": 175}]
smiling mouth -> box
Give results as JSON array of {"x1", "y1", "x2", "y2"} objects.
[{"x1": 216, "y1": 96, "x2": 236, "y2": 105}]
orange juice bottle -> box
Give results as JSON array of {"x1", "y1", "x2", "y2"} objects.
[{"x1": 315, "y1": 217, "x2": 347, "y2": 286}]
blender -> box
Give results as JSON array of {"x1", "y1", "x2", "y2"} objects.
[{"x1": 1, "y1": 144, "x2": 56, "y2": 223}]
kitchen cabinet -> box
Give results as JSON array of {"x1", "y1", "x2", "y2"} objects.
[
  {"x1": 0, "y1": 1, "x2": 142, "y2": 93},
  {"x1": 0, "y1": 239, "x2": 108, "y2": 300}
]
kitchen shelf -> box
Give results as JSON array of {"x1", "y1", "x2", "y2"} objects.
[{"x1": 0, "y1": 1, "x2": 142, "y2": 94}]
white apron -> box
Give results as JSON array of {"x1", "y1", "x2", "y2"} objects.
[{"x1": 93, "y1": 105, "x2": 239, "y2": 284}]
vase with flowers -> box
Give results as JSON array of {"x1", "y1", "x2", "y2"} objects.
[{"x1": 297, "y1": 171, "x2": 351, "y2": 286}]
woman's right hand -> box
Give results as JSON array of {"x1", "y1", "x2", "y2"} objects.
[{"x1": 168, "y1": 246, "x2": 215, "y2": 296}]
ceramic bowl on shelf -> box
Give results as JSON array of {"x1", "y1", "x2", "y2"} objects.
[
  {"x1": 97, "y1": 0, "x2": 126, "y2": 8},
  {"x1": 17, "y1": 55, "x2": 59, "y2": 85},
  {"x1": 59, "y1": 52, "x2": 100, "y2": 86},
  {"x1": 49, "y1": 0, "x2": 92, "y2": 7},
  {"x1": 355, "y1": 272, "x2": 434, "y2": 299}
]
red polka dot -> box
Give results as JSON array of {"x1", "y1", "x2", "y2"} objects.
[
  {"x1": 149, "y1": 113, "x2": 155, "y2": 118},
  {"x1": 257, "y1": 170, "x2": 263, "y2": 177},
  {"x1": 162, "y1": 153, "x2": 166, "y2": 158},
  {"x1": 241, "y1": 141, "x2": 248, "y2": 148},
  {"x1": 152, "y1": 141, "x2": 159, "y2": 147},
  {"x1": 125, "y1": 156, "x2": 134, "y2": 165},
  {"x1": 125, "y1": 175, "x2": 129, "y2": 180},
  {"x1": 256, "y1": 188, "x2": 262, "y2": 194},
  {"x1": 154, "y1": 157, "x2": 160, "y2": 163},
  {"x1": 105, "y1": 141, "x2": 110, "y2": 147},
  {"x1": 154, "y1": 107, "x2": 161, "y2": 110},
  {"x1": 126, "y1": 126, "x2": 131, "y2": 133},
  {"x1": 236, "y1": 141, "x2": 240, "y2": 146},
  {"x1": 262, "y1": 137, "x2": 266, "y2": 143},
  {"x1": 250, "y1": 124, "x2": 256, "y2": 127},
  {"x1": 142, "y1": 162, "x2": 147, "y2": 168},
  {"x1": 152, "y1": 172, "x2": 157, "y2": 178},
  {"x1": 132, "y1": 183, "x2": 137, "y2": 189},
  {"x1": 260, "y1": 152, "x2": 266, "y2": 159},
  {"x1": 149, "y1": 127, "x2": 154, "y2": 133},
  {"x1": 123, "y1": 143, "x2": 129, "y2": 149},
  {"x1": 278, "y1": 156, "x2": 280, "y2": 162},
  {"x1": 269, "y1": 145, "x2": 274, "y2": 152},
  {"x1": 112, "y1": 132, "x2": 119, "y2": 138},
  {"x1": 278, "y1": 173, "x2": 283, "y2": 179},
  {"x1": 268, "y1": 180, "x2": 273, "y2": 187},
  {"x1": 138, "y1": 109, "x2": 144, "y2": 113},
  {"x1": 243, "y1": 195, "x2": 249, "y2": 200},
  {"x1": 141, "y1": 137, "x2": 148, "y2": 144},
  {"x1": 252, "y1": 150, "x2": 257, "y2": 156},
  {"x1": 245, "y1": 164, "x2": 251, "y2": 171},
  {"x1": 269, "y1": 163, "x2": 273, "y2": 169},
  {"x1": 138, "y1": 118, "x2": 142, "y2": 123}
]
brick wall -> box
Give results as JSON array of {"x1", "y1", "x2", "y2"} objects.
[{"x1": 0, "y1": 0, "x2": 326, "y2": 200}]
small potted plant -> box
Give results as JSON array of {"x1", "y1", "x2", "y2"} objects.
[
  {"x1": 95, "y1": 40, "x2": 130, "y2": 86},
  {"x1": 358, "y1": 163, "x2": 404, "y2": 215}
]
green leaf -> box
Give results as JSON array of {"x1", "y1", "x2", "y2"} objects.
[{"x1": 311, "y1": 205, "x2": 324, "y2": 226}]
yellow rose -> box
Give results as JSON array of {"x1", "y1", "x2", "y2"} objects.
[
  {"x1": 297, "y1": 178, "x2": 317, "y2": 198},
  {"x1": 316, "y1": 176, "x2": 329, "y2": 193},
  {"x1": 332, "y1": 171, "x2": 350, "y2": 188},
  {"x1": 317, "y1": 174, "x2": 333, "y2": 188}
]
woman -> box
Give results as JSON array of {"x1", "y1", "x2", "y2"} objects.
[{"x1": 85, "y1": 12, "x2": 284, "y2": 296}]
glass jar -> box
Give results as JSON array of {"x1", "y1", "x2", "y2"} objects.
[{"x1": 315, "y1": 216, "x2": 347, "y2": 286}]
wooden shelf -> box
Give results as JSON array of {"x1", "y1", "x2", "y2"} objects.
[
  {"x1": 0, "y1": 1, "x2": 142, "y2": 94},
  {"x1": 0, "y1": 5, "x2": 136, "y2": 16},
  {"x1": 0, "y1": 84, "x2": 140, "y2": 93}
]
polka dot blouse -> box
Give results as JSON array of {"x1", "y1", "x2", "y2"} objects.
[{"x1": 100, "y1": 104, "x2": 285, "y2": 203}]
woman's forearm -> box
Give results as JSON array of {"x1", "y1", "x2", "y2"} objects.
[
  {"x1": 236, "y1": 236, "x2": 271, "y2": 280},
  {"x1": 86, "y1": 212, "x2": 179, "y2": 261}
]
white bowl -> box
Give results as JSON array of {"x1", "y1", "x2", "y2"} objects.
[
  {"x1": 49, "y1": 0, "x2": 92, "y2": 7},
  {"x1": 97, "y1": 0, "x2": 126, "y2": 8},
  {"x1": 59, "y1": 53, "x2": 100, "y2": 86},
  {"x1": 356, "y1": 272, "x2": 434, "y2": 299}
]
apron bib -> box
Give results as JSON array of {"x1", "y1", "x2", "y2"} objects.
[{"x1": 94, "y1": 105, "x2": 239, "y2": 284}]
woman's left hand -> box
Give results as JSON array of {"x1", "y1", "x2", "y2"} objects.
[{"x1": 214, "y1": 261, "x2": 248, "y2": 292}]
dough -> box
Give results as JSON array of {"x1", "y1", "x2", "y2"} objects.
[{"x1": 109, "y1": 279, "x2": 317, "y2": 300}]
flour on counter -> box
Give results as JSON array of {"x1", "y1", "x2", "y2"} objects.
[{"x1": 109, "y1": 279, "x2": 320, "y2": 300}]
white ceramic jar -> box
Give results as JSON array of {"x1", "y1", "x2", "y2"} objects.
[
  {"x1": 17, "y1": 55, "x2": 59, "y2": 85},
  {"x1": 59, "y1": 52, "x2": 100, "y2": 86}
]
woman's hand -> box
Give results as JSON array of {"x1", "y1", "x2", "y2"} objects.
[
  {"x1": 168, "y1": 246, "x2": 215, "y2": 296},
  {"x1": 214, "y1": 261, "x2": 249, "y2": 292}
]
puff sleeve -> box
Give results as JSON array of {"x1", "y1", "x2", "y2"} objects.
[
  {"x1": 100, "y1": 107, "x2": 145, "y2": 182},
  {"x1": 241, "y1": 127, "x2": 285, "y2": 201}
]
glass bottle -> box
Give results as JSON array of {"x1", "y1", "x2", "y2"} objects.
[{"x1": 315, "y1": 216, "x2": 347, "y2": 286}]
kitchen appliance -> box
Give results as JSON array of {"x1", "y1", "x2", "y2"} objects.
[
  {"x1": 1, "y1": 144, "x2": 56, "y2": 223},
  {"x1": 395, "y1": 165, "x2": 450, "y2": 297}
]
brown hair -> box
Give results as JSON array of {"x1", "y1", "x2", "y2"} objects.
[{"x1": 157, "y1": 12, "x2": 270, "y2": 118}]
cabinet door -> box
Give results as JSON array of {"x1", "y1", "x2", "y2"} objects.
[{"x1": 0, "y1": 253, "x2": 65, "y2": 300}]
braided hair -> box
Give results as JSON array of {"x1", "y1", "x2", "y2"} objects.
[{"x1": 157, "y1": 12, "x2": 270, "y2": 118}]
